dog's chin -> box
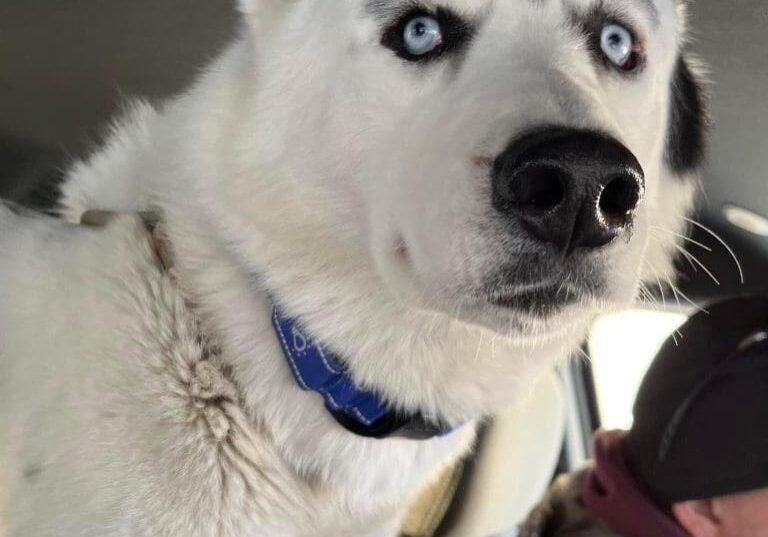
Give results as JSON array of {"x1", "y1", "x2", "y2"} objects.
[
  {"x1": 487, "y1": 283, "x2": 581, "y2": 316},
  {"x1": 375, "y1": 243, "x2": 619, "y2": 340},
  {"x1": 440, "y1": 294, "x2": 596, "y2": 342},
  {"x1": 398, "y1": 282, "x2": 598, "y2": 342}
]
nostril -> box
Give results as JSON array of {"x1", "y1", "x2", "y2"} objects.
[
  {"x1": 492, "y1": 127, "x2": 646, "y2": 252},
  {"x1": 599, "y1": 174, "x2": 642, "y2": 226},
  {"x1": 508, "y1": 165, "x2": 567, "y2": 213}
]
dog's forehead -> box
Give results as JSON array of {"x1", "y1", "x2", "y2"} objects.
[
  {"x1": 364, "y1": 0, "x2": 663, "y2": 22},
  {"x1": 363, "y1": 0, "x2": 491, "y2": 18},
  {"x1": 429, "y1": 0, "x2": 490, "y2": 12},
  {"x1": 568, "y1": 0, "x2": 660, "y2": 21}
]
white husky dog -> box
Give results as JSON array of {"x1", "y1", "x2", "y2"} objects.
[{"x1": 0, "y1": 0, "x2": 705, "y2": 535}]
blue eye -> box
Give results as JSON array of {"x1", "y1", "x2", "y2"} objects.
[
  {"x1": 600, "y1": 23, "x2": 635, "y2": 69},
  {"x1": 403, "y1": 15, "x2": 443, "y2": 56},
  {"x1": 381, "y1": 8, "x2": 474, "y2": 63}
]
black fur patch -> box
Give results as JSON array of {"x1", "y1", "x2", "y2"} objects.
[{"x1": 665, "y1": 56, "x2": 708, "y2": 175}]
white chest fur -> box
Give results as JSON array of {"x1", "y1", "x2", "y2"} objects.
[{"x1": 0, "y1": 207, "x2": 473, "y2": 537}]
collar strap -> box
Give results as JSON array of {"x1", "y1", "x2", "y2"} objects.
[{"x1": 271, "y1": 304, "x2": 453, "y2": 440}]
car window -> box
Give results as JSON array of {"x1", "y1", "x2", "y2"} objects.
[{"x1": 588, "y1": 309, "x2": 689, "y2": 430}]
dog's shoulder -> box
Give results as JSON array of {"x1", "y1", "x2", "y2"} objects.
[
  {"x1": 0, "y1": 208, "x2": 205, "y2": 446},
  {"x1": 0, "y1": 209, "x2": 321, "y2": 534}
]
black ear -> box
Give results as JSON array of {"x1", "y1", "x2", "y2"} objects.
[{"x1": 665, "y1": 55, "x2": 708, "y2": 176}]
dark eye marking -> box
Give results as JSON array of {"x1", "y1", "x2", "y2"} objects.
[
  {"x1": 380, "y1": 6, "x2": 476, "y2": 63},
  {"x1": 570, "y1": 7, "x2": 646, "y2": 76}
]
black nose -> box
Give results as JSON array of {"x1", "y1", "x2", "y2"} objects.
[{"x1": 492, "y1": 127, "x2": 645, "y2": 255}]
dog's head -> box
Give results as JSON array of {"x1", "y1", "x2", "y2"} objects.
[{"x1": 222, "y1": 0, "x2": 705, "y2": 339}]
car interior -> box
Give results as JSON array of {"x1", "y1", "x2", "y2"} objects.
[{"x1": 1, "y1": 1, "x2": 767, "y2": 536}]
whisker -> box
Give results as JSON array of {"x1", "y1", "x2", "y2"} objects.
[
  {"x1": 638, "y1": 264, "x2": 687, "y2": 343},
  {"x1": 638, "y1": 257, "x2": 670, "y2": 310},
  {"x1": 639, "y1": 281, "x2": 660, "y2": 309},
  {"x1": 637, "y1": 288, "x2": 649, "y2": 306},
  {"x1": 656, "y1": 280, "x2": 667, "y2": 309},
  {"x1": 473, "y1": 331, "x2": 484, "y2": 365},
  {"x1": 575, "y1": 346, "x2": 591, "y2": 363},
  {"x1": 673, "y1": 244, "x2": 721, "y2": 286},
  {"x1": 683, "y1": 217, "x2": 745, "y2": 284},
  {"x1": 675, "y1": 246, "x2": 699, "y2": 273},
  {"x1": 675, "y1": 327, "x2": 685, "y2": 341},
  {"x1": 669, "y1": 283, "x2": 683, "y2": 309},
  {"x1": 643, "y1": 253, "x2": 707, "y2": 314},
  {"x1": 650, "y1": 226, "x2": 713, "y2": 252},
  {"x1": 643, "y1": 272, "x2": 686, "y2": 342},
  {"x1": 644, "y1": 259, "x2": 683, "y2": 310},
  {"x1": 669, "y1": 278, "x2": 708, "y2": 315}
]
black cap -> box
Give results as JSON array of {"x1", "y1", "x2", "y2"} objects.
[{"x1": 626, "y1": 295, "x2": 768, "y2": 505}]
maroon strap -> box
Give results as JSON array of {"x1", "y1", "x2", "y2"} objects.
[{"x1": 583, "y1": 430, "x2": 691, "y2": 537}]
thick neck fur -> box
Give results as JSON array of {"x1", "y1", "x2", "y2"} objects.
[{"x1": 61, "y1": 35, "x2": 584, "y2": 508}]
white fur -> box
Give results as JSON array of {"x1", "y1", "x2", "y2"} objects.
[{"x1": 1, "y1": 1, "x2": 698, "y2": 535}]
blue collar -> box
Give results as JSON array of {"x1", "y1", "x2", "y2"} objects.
[{"x1": 271, "y1": 303, "x2": 453, "y2": 440}]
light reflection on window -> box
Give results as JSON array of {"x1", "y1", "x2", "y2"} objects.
[{"x1": 589, "y1": 309, "x2": 688, "y2": 430}]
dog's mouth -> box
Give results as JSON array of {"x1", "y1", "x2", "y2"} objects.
[
  {"x1": 488, "y1": 283, "x2": 583, "y2": 317},
  {"x1": 386, "y1": 235, "x2": 604, "y2": 322}
]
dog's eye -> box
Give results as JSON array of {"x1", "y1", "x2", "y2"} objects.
[
  {"x1": 600, "y1": 23, "x2": 639, "y2": 71},
  {"x1": 382, "y1": 8, "x2": 474, "y2": 63},
  {"x1": 403, "y1": 15, "x2": 443, "y2": 56}
]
